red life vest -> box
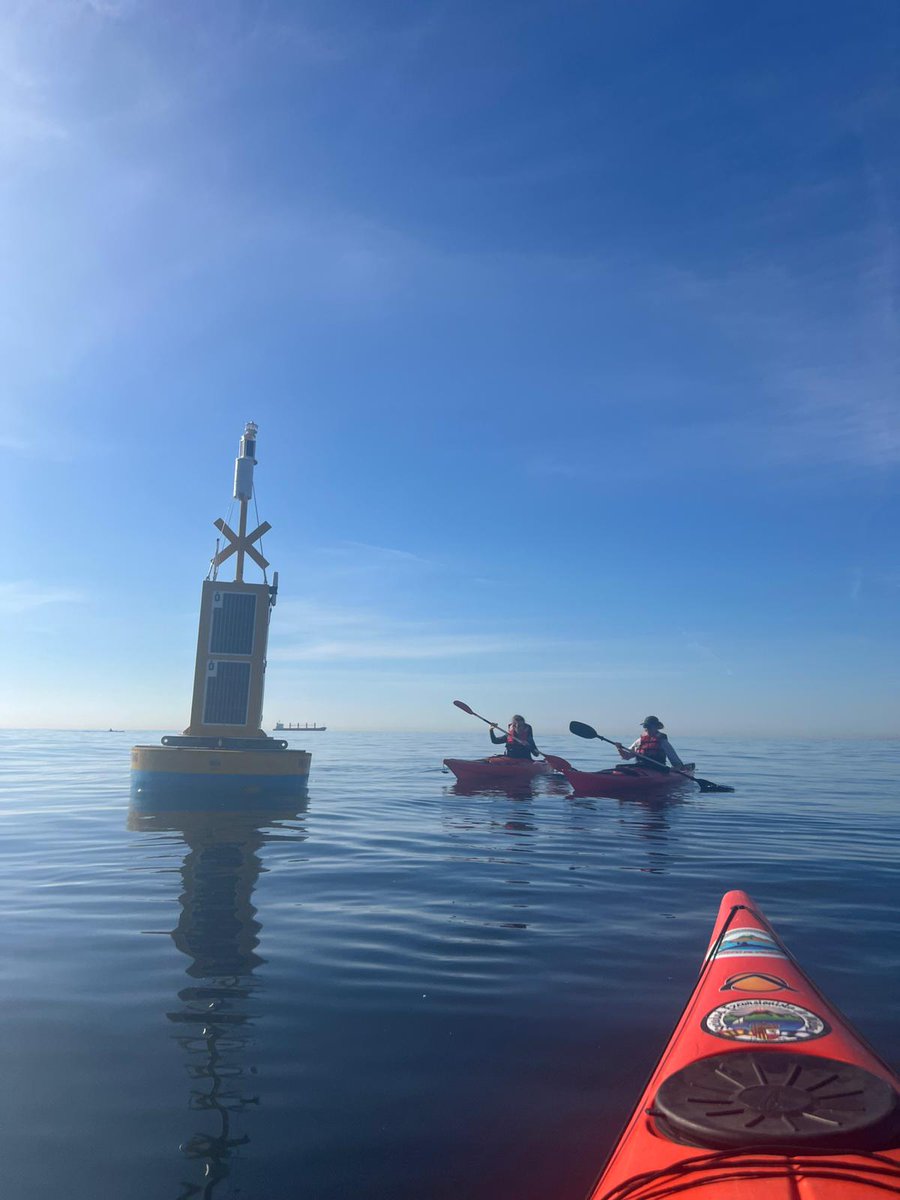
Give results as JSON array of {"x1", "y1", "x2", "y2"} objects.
[
  {"x1": 508, "y1": 723, "x2": 533, "y2": 748},
  {"x1": 636, "y1": 731, "x2": 666, "y2": 764}
]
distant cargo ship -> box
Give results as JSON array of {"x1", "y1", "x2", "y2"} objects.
[{"x1": 274, "y1": 722, "x2": 327, "y2": 732}]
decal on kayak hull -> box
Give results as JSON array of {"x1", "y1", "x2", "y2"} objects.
[
  {"x1": 713, "y1": 927, "x2": 786, "y2": 958},
  {"x1": 702, "y1": 998, "x2": 830, "y2": 1043},
  {"x1": 720, "y1": 971, "x2": 794, "y2": 993}
]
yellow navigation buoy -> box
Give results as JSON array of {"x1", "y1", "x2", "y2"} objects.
[{"x1": 131, "y1": 423, "x2": 311, "y2": 806}]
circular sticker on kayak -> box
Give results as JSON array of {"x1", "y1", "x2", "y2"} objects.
[
  {"x1": 713, "y1": 927, "x2": 786, "y2": 959},
  {"x1": 720, "y1": 972, "x2": 794, "y2": 993},
  {"x1": 703, "y1": 999, "x2": 829, "y2": 1043}
]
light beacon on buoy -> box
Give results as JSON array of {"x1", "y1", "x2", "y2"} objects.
[{"x1": 131, "y1": 423, "x2": 311, "y2": 801}]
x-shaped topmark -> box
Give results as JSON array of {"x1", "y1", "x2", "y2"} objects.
[{"x1": 212, "y1": 517, "x2": 271, "y2": 571}]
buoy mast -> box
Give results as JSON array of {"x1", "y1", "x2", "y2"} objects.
[{"x1": 179, "y1": 422, "x2": 276, "y2": 741}]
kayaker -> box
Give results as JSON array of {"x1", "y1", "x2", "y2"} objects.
[
  {"x1": 490, "y1": 714, "x2": 541, "y2": 760},
  {"x1": 616, "y1": 716, "x2": 684, "y2": 771}
]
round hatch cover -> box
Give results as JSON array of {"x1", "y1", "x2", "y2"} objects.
[{"x1": 654, "y1": 1052, "x2": 899, "y2": 1150}]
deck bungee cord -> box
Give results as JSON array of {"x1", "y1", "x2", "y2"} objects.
[{"x1": 593, "y1": 1149, "x2": 900, "y2": 1200}]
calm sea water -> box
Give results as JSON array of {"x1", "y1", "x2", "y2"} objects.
[{"x1": 0, "y1": 730, "x2": 897, "y2": 1199}]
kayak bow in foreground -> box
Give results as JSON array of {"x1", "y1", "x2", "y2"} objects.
[
  {"x1": 590, "y1": 890, "x2": 900, "y2": 1199},
  {"x1": 442, "y1": 756, "x2": 551, "y2": 787}
]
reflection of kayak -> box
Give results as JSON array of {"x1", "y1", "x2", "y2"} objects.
[
  {"x1": 442, "y1": 756, "x2": 551, "y2": 787},
  {"x1": 589, "y1": 889, "x2": 900, "y2": 1199},
  {"x1": 543, "y1": 754, "x2": 694, "y2": 797}
]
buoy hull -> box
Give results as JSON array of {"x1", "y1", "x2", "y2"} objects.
[{"x1": 131, "y1": 744, "x2": 311, "y2": 807}]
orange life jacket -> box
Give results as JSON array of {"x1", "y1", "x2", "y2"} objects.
[{"x1": 636, "y1": 731, "x2": 666, "y2": 764}]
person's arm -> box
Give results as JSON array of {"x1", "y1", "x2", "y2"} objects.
[
  {"x1": 489, "y1": 728, "x2": 506, "y2": 745},
  {"x1": 662, "y1": 736, "x2": 684, "y2": 768},
  {"x1": 618, "y1": 738, "x2": 639, "y2": 759},
  {"x1": 527, "y1": 732, "x2": 541, "y2": 758}
]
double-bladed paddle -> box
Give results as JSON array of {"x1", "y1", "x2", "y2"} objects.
[
  {"x1": 452, "y1": 700, "x2": 535, "y2": 750},
  {"x1": 568, "y1": 720, "x2": 735, "y2": 793}
]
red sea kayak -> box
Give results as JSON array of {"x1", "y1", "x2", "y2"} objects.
[
  {"x1": 543, "y1": 754, "x2": 695, "y2": 798},
  {"x1": 442, "y1": 755, "x2": 551, "y2": 787},
  {"x1": 588, "y1": 889, "x2": 900, "y2": 1199}
]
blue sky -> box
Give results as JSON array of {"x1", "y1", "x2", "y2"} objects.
[{"x1": 1, "y1": 0, "x2": 897, "y2": 735}]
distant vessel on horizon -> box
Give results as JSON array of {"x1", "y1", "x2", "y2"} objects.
[{"x1": 274, "y1": 722, "x2": 327, "y2": 732}]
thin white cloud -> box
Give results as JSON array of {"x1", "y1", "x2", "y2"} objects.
[
  {"x1": 76, "y1": 1, "x2": 138, "y2": 17},
  {"x1": 772, "y1": 367, "x2": 899, "y2": 469},
  {"x1": 269, "y1": 597, "x2": 690, "y2": 671},
  {"x1": 282, "y1": 633, "x2": 513, "y2": 662},
  {"x1": 320, "y1": 541, "x2": 435, "y2": 567},
  {"x1": 0, "y1": 580, "x2": 87, "y2": 614},
  {"x1": 271, "y1": 599, "x2": 531, "y2": 662},
  {"x1": 0, "y1": 431, "x2": 30, "y2": 452},
  {"x1": 274, "y1": 633, "x2": 532, "y2": 663},
  {"x1": 656, "y1": 175, "x2": 900, "y2": 471},
  {"x1": 277, "y1": 543, "x2": 443, "y2": 597},
  {"x1": 679, "y1": 632, "x2": 735, "y2": 678},
  {"x1": 0, "y1": 24, "x2": 67, "y2": 156}
]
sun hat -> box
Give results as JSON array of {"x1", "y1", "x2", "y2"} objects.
[{"x1": 642, "y1": 715, "x2": 664, "y2": 729}]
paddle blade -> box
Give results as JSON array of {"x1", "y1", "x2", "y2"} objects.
[
  {"x1": 569, "y1": 720, "x2": 600, "y2": 740},
  {"x1": 453, "y1": 700, "x2": 475, "y2": 715},
  {"x1": 696, "y1": 778, "x2": 735, "y2": 793},
  {"x1": 542, "y1": 754, "x2": 573, "y2": 773}
]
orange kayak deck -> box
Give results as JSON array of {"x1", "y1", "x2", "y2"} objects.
[{"x1": 589, "y1": 890, "x2": 900, "y2": 1198}]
